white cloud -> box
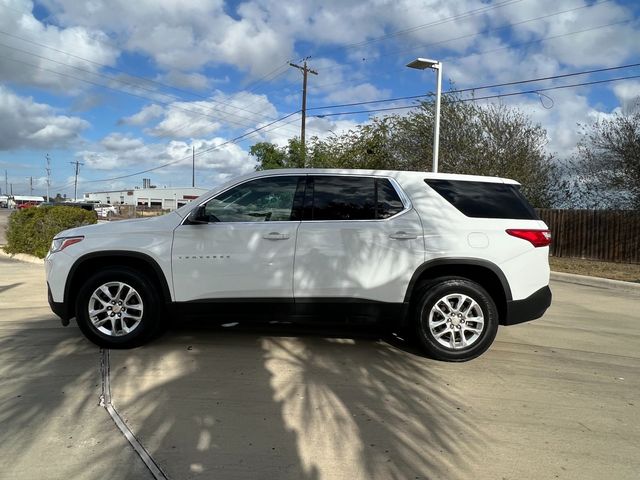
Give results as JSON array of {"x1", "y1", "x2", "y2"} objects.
[
  {"x1": 0, "y1": 85, "x2": 88, "y2": 150},
  {"x1": 100, "y1": 133, "x2": 146, "y2": 151},
  {"x1": 612, "y1": 81, "x2": 640, "y2": 112},
  {"x1": 120, "y1": 104, "x2": 164, "y2": 126},
  {"x1": 156, "y1": 70, "x2": 214, "y2": 91},
  {"x1": 0, "y1": 0, "x2": 119, "y2": 92},
  {"x1": 121, "y1": 90, "x2": 284, "y2": 138},
  {"x1": 323, "y1": 82, "x2": 391, "y2": 104},
  {"x1": 78, "y1": 134, "x2": 256, "y2": 188}
]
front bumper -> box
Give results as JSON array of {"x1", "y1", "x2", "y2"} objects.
[
  {"x1": 502, "y1": 286, "x2": 552, "y2": 326},
  {"x1": 47, "y1": 283, "x2": 71, "y2": 325}
]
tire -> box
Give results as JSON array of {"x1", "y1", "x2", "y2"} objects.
[
  {"x1": 75, "y1": 267, "x2": 161, "y2": 348},
  {"x1": 413, "y1": 277, "x2": 498, "y2": 362}
]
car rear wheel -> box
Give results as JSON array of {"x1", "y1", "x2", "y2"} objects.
[
  {"x1": 75, "y1": 267, "x2": 160, "y2": 348},
  {"x1": 413, "y1": 277, "x2": 498, "y2": 361}
]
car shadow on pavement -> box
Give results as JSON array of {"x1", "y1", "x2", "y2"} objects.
[{"x1": 106, "y1": 318, "x2": 486, "y2": 480}]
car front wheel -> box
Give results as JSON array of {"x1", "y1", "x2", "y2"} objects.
[
  {"x1": 414, "y1": 277, "x2": 498, "y2": 361},
  {"x1": 75, "y1": 267, "x2": 160, "y2": 348}
]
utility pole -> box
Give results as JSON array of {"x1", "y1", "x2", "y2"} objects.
[
  {"x1": 45, "y1": 154, "x2": 51, "y2": 202},
  {"x1": 4, "y1": 170, "x2": 7, "y2": 196},
  {"x1": 28, "y1": 176, "x2": 33, "y2": 195},
  {"x1": 192, "y1": 146, "x2": 195, "y2": 188},
  {"x1": 289, "y1": 58, "x2": 318, "y2": 166},
  {"x1": 70, "y1": 160, "x2": 83, "y2": 202}
]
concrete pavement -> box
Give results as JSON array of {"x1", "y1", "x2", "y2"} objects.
[
  {"x1": 1, "y1": 257, "x2": 638, "y2": 479},
  {"x1": 0, "y1": 256, "x2": 153, "y2": 480}
]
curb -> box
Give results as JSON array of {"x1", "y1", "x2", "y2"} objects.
[
  {"x1": 0, "y1": 247, "x2": 44, "y2": 264},
  {"x1": 551, "y1": 271, "x2": 640, "y2": 292}
]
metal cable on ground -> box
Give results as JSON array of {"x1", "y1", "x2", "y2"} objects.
[{"x1": 100, "y1": 349, "x2": 170, "y2": 480}]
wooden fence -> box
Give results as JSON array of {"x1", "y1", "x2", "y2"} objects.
[{"x1": 536, "y1": 209, "x2": 640, "y2": 264}]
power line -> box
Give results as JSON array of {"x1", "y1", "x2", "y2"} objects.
[
  {"x1": 247, "y1": 2, "x2": 621, "y2": 104},
  {"x1": 312, "y1": 74, "x2": 640, "y2": 118},
  {"x1": 308, "y1": 62, "x2": 640, "y2": 112},
  {"x1": 309, "y1": 17, "x2": 631, "y2": 95},
  {"x1": 318, "y1": 0, "x2": 524, "y2": 54},
  {"x1": 0, "y1": 43, "x2": 299, "y2": 135},
  {"x1": 46, "y1": 69, "x2": 640, "y2": 190},
  {"x1": 385, "y1": 0, "x2": 614, "y2": 62},
  {"x1": 316, "y1": 0, "x2": 614, "y2": 73},
  {"x1": 53, "y1": 110, "x2": 301, "y2": 188},
  {"x1": 0, "y1": 52, "x2": 303, "y2": 139},
  {"x1": 0, "y1": 25, "x2": 290, "y2": 124}
]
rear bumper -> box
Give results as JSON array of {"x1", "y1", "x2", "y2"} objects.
[{"x1": 503, "y1": 286, "x2": 552, "y2": 326}]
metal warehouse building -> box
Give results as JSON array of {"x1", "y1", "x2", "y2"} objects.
[{"x1": 83, "y1": 180, "x2": 208, "y2": 210}]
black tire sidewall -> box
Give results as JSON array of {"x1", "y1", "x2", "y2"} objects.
[
  {"x1": 75, "y1": 267, "x2": 159, "y2": 348},
  {"x1": 414, "y1": 278, "x2": 498, "y2": 361}
]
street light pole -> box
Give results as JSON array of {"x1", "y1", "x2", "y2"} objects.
[{"x1": 406, "y1": 58, "x2": 443, "y2": 173}]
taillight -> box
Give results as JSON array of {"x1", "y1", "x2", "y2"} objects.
[{"x1": 506, "y1": 229, "x2": 551, "y2": 247}]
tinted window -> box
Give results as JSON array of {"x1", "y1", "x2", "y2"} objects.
[
  {"x1": 425, "y1": 179, "x2": 539, "y2": 220},
  {"x1": 311, "y1": 176, "x2": 376, "y2": 220},
  {"x1": 376, "y1": 178, "x2": 405, "y2": 219},
  {"x1": 203, "y1": 176, "x2": 300, "y2": 222},
  {"x1": 308, "y1": 176, "x2": 405, "y2": 221}
]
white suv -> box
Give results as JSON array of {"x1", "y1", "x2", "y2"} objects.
[{"x1": 46, "y1": 169, "x2": 552, "y2": 361}]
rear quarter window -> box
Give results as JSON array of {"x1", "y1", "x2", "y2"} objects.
[{"x1": 425, "y1": 179, "x2": 539, "y2": 220}]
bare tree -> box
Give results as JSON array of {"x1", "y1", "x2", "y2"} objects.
[{"x1": 573, "y1": 105, "x2": 640, "y2": 210}]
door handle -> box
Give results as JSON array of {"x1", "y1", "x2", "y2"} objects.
[
  {"x1": 390, "y1": 231, "x2": 418, "y2": 240},
  {"x1": 263, "y1": 232, "x2": 290, "y2": 240}
]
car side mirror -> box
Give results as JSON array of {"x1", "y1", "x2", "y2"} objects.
[{"x1": 187, "y1": 206, "x2": 208, "y2": 224}]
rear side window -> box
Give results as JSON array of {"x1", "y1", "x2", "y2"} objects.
[
  {"x1": 306, "y1": 176, "x2": 405, "y2": 220},
  {"x1": 425, "y1": 179, "x2": 539, "y2": 220}
]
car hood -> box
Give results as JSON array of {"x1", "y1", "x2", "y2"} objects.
[{"x1": 56, "y1": 211, "x2": 183, "y2": 238}]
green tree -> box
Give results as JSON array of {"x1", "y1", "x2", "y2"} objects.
[
  {"x1": 250, "y1": 93, "x2": 565, "y2": 207},
  {"x1": 251, "y1": 138, "x2": 306, "y2": 170}
]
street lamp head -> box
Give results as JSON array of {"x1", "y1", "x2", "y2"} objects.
[{"x1": 406, "y1": 58, "x2": 440, "y2": 70}]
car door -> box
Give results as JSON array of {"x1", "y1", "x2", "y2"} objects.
[
  {"x1": 172, "y1": 175, "x2": 304, "y2": 302},
  {"x1": 293, "y1": 175, "x2": 425, "y2": 305}
]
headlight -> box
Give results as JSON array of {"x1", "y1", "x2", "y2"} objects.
[{"x1": 50, "y1": 236, "x2": 84, "y2": 254}]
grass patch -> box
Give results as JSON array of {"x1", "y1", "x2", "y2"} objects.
[{"x1": 550, "y1": 257, "x2": 640, "y2": 283}]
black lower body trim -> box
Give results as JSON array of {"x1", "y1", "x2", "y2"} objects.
[
  {"x1": 503, "y1": 286, "x2": 552, "y2": 326},
  {"x1": 48, "y1": 283, "x2": 71, "y2": 325},
  {"x1": 172, "y1": 298, "x2": 407, "y2": 325}
]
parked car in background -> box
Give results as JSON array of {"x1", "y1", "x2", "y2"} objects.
[
  {"x1": 17, "y1": 201, "x2": 38, "y2": 209},
  {"x1": 45, "y1": 169, "x2": 552, "y2": 361},
  {"x1": 93, "y1": 203, "x2": 117, "y2": 218}
]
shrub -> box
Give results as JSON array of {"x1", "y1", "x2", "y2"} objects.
[{"x1": 4, "y1": 206, "x2": 97, "y2": 258}]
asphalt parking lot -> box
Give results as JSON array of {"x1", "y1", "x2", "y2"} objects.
[{"x1": 0, "y1": 255, "x2": 638, "y2": 480}]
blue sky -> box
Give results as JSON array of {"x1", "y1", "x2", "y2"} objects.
[{"x1": 0, "y1": 0, "x2": 639, "y2": 197}]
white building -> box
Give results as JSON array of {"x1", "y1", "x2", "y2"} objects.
[{"x1": 84, "y1": 185, "x2": 208, "y2": 210}]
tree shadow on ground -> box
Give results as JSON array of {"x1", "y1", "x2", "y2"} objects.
[
  {"x1": 107, "y1": 317, "x2": 487, "y2": 480},
  {"x1": 0, "y1": 316, "x2": 153, "y2": 479}
]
